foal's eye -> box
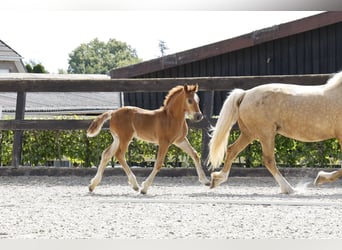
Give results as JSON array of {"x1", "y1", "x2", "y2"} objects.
[{"x1": 188, "y1": 99, "x2": 193, "y2": 104}]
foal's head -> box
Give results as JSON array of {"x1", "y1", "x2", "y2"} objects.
[
  {"x1": 164, "y1": 84, "x2": 203, "y2": 122},
  {"x1": 182, "y1": 84, "x2": 203, "y2": 122}
]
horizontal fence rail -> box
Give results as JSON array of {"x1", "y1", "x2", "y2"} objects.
[
  {"x1": 0, "y1": 73, "x2": 332, "y2": 167},
  {"x1": 0, "y1": 74, "x2": 331, "y2": 92}
]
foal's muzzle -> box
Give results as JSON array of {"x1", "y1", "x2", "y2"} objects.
[{"x1": 193, "y1": 112, "x2": 203, "y2": 122}]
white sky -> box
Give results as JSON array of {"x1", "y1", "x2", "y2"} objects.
[{"x1": 0, "y1": 10, "x2": 322, "y2": 73}]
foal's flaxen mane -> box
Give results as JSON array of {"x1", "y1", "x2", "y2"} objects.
[
  {"x1": 163, "y1": 85, "x2": 197, "y2": 107},
  {"x1": 163, "y1": 85, "x2": 184, "y2": 106}
]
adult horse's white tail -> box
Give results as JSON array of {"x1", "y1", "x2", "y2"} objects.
[{"x1": 208, "y1": 89, "x2": 245, "y2": 169}]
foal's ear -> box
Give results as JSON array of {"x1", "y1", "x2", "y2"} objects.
[
  {"x1": 194, "y1": 84, "x2": 199, "y2": 92},
  {"x1": 184, "y1": 84, "x2": 198, "y2": 92}
]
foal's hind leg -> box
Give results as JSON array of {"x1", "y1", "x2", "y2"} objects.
[
  {"x1": 260, "y1": 136, "x2": 294, "y2": 194},
  {"x1": 210, "y1": 132, "x2": 252, "y2": 188},
  {"x1": 174, "y1": 138, "x2": 210, "y2": 185},
  {"x1": 89, "y1": 141, "x2": 117, "y2": 192},
  {"x1": 114, "y1": 138, "x2": 139, "y2": 192},
  {"x1": 140, "y1": 142, "x2": 169, "y2": 194}
]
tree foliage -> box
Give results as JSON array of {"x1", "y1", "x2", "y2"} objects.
[
  {"x1": 1, "y1": 128, "x2": 341, "y2": 168},
  {"x1": 67, "y1": 38, "x2": 142, "y2": 74},
  {"x1": 25, "y1": 61, "x2": 48, "y2": 73},
  {"x1": 158, "y1": 40, "x2": 169, "y2": 57}
]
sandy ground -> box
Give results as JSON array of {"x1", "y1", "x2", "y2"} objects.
[{"x1": 1, "y1": 174, "x2": 342, "y2": 239}]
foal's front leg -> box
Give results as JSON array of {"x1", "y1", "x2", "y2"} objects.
[
  {"x1": 174, "y1": 138, "x2": 210, "y2": 185},
  {"x1": 140, "y1": 143, "x2": 169, "y2": 194}
]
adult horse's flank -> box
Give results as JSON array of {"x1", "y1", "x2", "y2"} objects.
[
  {"x1": 209, "y1": 71, "x2": 342, "y2": 194},
  {"x1": 87, "y1": 84, "x2": 210, "y2": 194}
]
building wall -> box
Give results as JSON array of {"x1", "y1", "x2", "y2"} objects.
[
  {"x1": 0, "y1": 61, "x2": 21, "y2": 73},
  {"x1": 125, "y1": 22, "x2": 342, "y2": 115}
]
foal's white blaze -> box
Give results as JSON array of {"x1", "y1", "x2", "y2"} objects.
[
  {"x1": 194, "y1": 93, "x2": 200, "y2": 103},
  {"x1": 186, "y1": 93, "x2": 201, "y2": 119}
]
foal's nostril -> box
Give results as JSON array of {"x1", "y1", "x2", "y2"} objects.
[{"x1": 195, "y1": 113, "x2": 203, "y2": 122}]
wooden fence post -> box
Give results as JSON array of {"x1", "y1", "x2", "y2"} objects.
[{"x1": 12, "y1": 91, "x2": 26, "y2": 167}]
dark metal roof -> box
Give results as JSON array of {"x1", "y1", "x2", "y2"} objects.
[{"x1": 110, "y1": 11, "x2": 342, "y2": 78}]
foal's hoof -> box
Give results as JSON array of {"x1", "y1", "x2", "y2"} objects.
[{"x1": 88, "y1": 185, "x2": 94, "y2": 193}]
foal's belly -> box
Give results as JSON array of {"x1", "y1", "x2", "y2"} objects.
[{"x1": 134, "y1": 132, "x2": 158, "y2": 144}]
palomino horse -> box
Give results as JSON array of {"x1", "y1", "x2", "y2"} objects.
[
  {"x1": 87, "y1": 84, "x2": 210, "y2": 194},
  {"x1": 209, "y1": 71, "x2": 342, "y2": 194}
]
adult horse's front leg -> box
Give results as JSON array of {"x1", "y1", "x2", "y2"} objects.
[
  {"x1": 260, "y1": 137, "x2": 294, "y2": 194},
  {"x1": 314, "y1": 169, "x2": 342, "y2": 185},
  {"x1": 140, "y1": 143, "x2": 169, "y2": 194},
  {"x1": 174, "y1": 138, "x2": 210, "y2": 185}
]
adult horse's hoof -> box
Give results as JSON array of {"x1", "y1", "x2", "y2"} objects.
[
  {"x1": 88, "y1": 185, "x2": 94, "y2": 192},
  {"x1": 210, "y1": 172, "x2": 227, "y2": 189},
  {"x1": 314, "y1": 171, "x2": 333, "y2": 186},
  {"x1": 210, "y1": 179, "x2": 218, "y2": 189},
  {"x1": 204, "y1": 181, "x2": 211, "y2": 186},
  {"x1": 139, "y1": 189, "x2": 147, "y2": 195},
  {"x1": 280, "y1": 186, "x2": 295, "y2": 194},
  {"x1": 201, "y1": 178, "x2": 211, "y2": 186}
]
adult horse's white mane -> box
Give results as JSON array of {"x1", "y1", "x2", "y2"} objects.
[{"x1": 325, "y1": 70, "x2": 342, "y2": 88}]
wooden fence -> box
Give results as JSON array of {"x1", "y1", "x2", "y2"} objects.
[{"x1": 0, "y1": 73, "x2": 331, "y2": 167}]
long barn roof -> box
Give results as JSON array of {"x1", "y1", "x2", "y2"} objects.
[{"x1": 110, "y1": 11, "x2": 342, "y2": 78}]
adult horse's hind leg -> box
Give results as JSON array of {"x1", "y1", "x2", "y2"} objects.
[
  {"x1": 89, "y1": 140, "x2": 118, "y2": 192},
  {"x1": 260, "y1": 136, "x2": 294, "y2": 194},
  {"x1": 210, "y1": 132, "x2": 252, "y2": 188},
  {"x1": 174, "y1": 138, "x2": 210, "y2": 186},
  {"x1": 314, "y1": 169, "x2": 342, "y2": 185},
  {"x1": 314, "y1": 140, "x2": 342, "y2": 185}
]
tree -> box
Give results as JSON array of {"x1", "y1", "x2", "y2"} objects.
[
  {"x1": 158, "y1": 40, "x2": 169, "y2": 57},
  {"x1": 67, "y1": 38, "x2": 142, "y2": 74},
  {"x1": 25, "y1": 61, "x2": 48, "y2": 73}
]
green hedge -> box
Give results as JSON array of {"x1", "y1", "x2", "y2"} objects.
[{"x1": 0, "y1": 129, "x2": 341, "y2": 168}]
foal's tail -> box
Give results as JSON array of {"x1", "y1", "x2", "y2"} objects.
[
  {"x1": 87, "y1": 111, "x2": 113, "y2": 137},
  {"x1": 208, "y1": 89, "x2": 245, "y2": 170}
]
